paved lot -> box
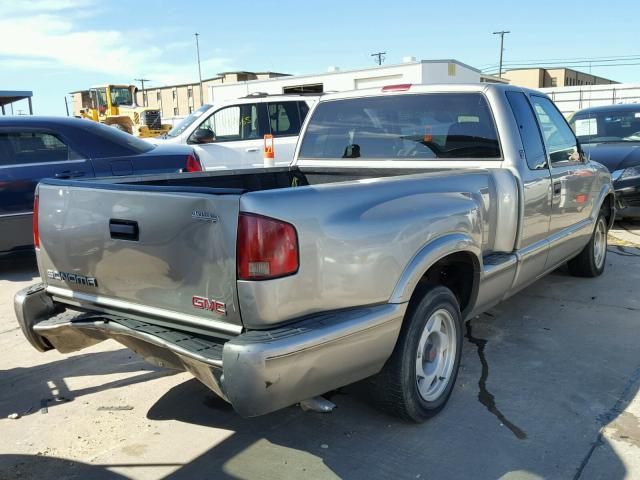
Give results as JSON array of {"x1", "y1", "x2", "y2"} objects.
[{"x1": 1, "y1": 223, "x2": 639, "y2": 480}]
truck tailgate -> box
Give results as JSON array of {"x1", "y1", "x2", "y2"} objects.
[{"x1": 36, "y1": 180, "x2": 243, "y2": 335}]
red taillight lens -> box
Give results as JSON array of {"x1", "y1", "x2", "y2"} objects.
[
  {"x1": 381, "y1": 83, "x2": 412, "y2": 92},
  {"x1": 33, "y1": 194, "x2": 40, "y2": 249},
  {"x1": 185, "y1": 153, "x2": 203, "y2": 172},
  {"x1": 237, "y1": 213, "x2": 298, "y2": 280}
]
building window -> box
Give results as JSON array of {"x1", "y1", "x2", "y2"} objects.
[
  {"x1": 172, "y1": 90, "x2": 177, "y2": 100},
  {"x1": 188, "y1": 89, "x2": 193, "y2": 99},
  {"x1": 448, "y1": 63, "x2": 456, "y2": 76},
  {"x1": 157, "y1": 91, "x2": 161, "y2": 102},
  {"x1": 173, "y1": 107, "x2": 178, "y2": 116},
  {"x1": 550, "y1": 77, "x2": 557, "y2": 87},
  {"x1": 282, "y1": 83, "x2": 323, "y2": 94},
  {"x1": 189, "y1": 106, "x2": 193, "y2": 114}
]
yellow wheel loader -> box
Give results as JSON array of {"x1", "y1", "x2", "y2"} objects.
[{"x1": 76, "y1": 85, "x2": 170, "y2": 138}]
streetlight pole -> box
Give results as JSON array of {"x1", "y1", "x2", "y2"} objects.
[
  {"x1": 492, "y1": 30, "x2": 510, "y2": 78},
  {"x1": 195, "y1": 32, "x2": 204, "y2": 105}
]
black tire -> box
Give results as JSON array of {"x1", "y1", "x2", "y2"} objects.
[
  {"x1": 367, "y1": 284, "x2": 463, "y2": 422},
  {"x1": 567, "y1": 212, "x2": 608, "y2": 278}
]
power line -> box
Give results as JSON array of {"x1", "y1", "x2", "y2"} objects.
[
  {"x1": 478, "y1": 53, "x2": 640, "y2": 68},
  {"x1": 479, "y1": 54, "x2": 640, "y2": 71},
  {"x1": 481, "y1": 60, "x2": 640, "y2": 73}
]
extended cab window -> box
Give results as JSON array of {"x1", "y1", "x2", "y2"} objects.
[
  {"x1": 0, "y1": 132, "x2": 79, "y2": 166},
  {"x1": 529, "y1": 96, "x2": 580, "y2": 165},
  {"x1": 505, "y1": 91, "x2": 547, "y2": 170},
  {"x1": 199, "y1": 104, "x2": 261, "y2": 142},
  {"x1": 267, "y1": 101, "x2": 302, "y2": 137},
  {"x1": 298, "y1": 93, "x2": 501, "y2": 160}
]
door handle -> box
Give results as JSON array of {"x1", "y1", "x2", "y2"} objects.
[
  {"x1": 109, "y1": 219, "x2": 139, "y2": 241},
  {"x1": 245, "y1": 147, "x2": 259, "y2": 153},
  {"x1": 55, "y1": 170, "x2": 85, "y2": 179},
  {"x1": 553, "y1": 181, "x2": 562, "y2": 196}
]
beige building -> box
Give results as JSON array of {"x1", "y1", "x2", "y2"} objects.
[
  {"x1": 135, "y1": 71, "x2": 289, "y2": 119},
  {"x1": 502, "y1": 67, "x2": 617, "y2": 89}
]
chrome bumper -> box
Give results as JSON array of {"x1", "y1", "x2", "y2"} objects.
[{"x1": 14, "y1": 283, "x2": 405, "y2": 417}]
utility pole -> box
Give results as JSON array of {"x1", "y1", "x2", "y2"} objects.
[
  {"x1": 371, "y1": 51, "x2": 386, "y2": 66},
  {"x1": 64, "y1": 97, "x2": 69, "y2": 116},
  {"x1": 135, "y1": 78, "x2": 150, "y2": 106},
  {"x1": 195, "y1": 33, "x2": 204, "y2": 105},
  {"x1": 492, "y1": 30, "x2": 510, "y2": 77}
]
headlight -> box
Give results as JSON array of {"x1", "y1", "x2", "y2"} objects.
[{"x1": 620, "y1": 166, "x2": 640, "y2": 181}]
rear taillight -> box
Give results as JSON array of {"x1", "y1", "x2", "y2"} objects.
[
  {"x1": 237, "y1": 213, "x2": 298, "y2": 280},
  {"x1": 185, "y1": 153, "x2": 203, "y2": 172},
  {"x1": 33, "y1": 193, "x2": 40, "y2": 249}
]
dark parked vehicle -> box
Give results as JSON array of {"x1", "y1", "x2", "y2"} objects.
[
  {"x1": 0, "y1": 116, "x2": 203, "y2": 255},
  {"x1": 569, "y1": 104, "x2": 640, "y2": 218}
]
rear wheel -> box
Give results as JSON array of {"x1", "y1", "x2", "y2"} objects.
[
  {"x1": 368, "y1": 285, "x2": 463, "y2": 422},
  {"x1": 568, "y1": 212, "x2": 608, "y2": 277}
]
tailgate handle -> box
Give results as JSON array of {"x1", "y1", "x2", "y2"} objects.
[{"x1": 109, "y1": 219, "x2": 139, "y2": 241}]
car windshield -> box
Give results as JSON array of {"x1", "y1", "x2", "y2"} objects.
[
  {"x1": 298, "y1": 93, "x2": 501, "y2": 160},
  {"x1": 570, "y1": 109, "x2": 640, "y2": 144},
  {"x1": 109, "y1": 87, "x2": 134, "y2": 106},
  {"x1": 165, "y1": 105, "x2": 211, "y2": 138}
]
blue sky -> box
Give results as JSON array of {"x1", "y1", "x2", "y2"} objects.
[{"x1": 1, "y1": 0, "x2": 638, "y2": 115}]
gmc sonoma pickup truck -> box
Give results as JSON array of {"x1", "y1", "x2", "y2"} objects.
[{"x1": 15, "y1": 84, "x2": 613, "y2": 422}]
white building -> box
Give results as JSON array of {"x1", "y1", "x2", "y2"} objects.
[
  {"x1": 207, "y1": 58, "x2": 482, "y2": 105},
  {"x1": 539, "y1": 83, "x2": 640, "y2": 116}
]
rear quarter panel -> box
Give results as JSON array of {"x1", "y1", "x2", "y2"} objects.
[{"x1": 238, "y1": 169, "x2": 504, "y2": 328}]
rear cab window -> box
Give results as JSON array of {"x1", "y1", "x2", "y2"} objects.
[{"x1": 298, "y1": 93, "x2": 501, "y2": 160}]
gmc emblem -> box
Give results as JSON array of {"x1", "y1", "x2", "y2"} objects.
[{"x1": 192, "y1": 295, "x2": 226, "y2": 316}]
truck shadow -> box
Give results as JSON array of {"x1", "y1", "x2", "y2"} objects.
[
  {"x1": 146, "y1": 330, "x2": 636, "y2": 479},
  {"x1": 0, "y1": 252, "x2": 38, "y2": 282},
  {"x1": 0, "y1": 348, "x2": 174, "y2": 419},
  {"x1": 0, "y1": 454, "x2": 128, "y2": 480}
]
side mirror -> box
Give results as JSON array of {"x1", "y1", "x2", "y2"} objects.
[{"x1": 189, "y1": 128, "x2": 215, "y2": 144}]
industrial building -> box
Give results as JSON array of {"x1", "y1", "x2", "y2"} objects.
[
  {"x1": 501, "y1": 67, "x2": 617, "y2": 89},
  {"x1": 133, "y1": 71, "x2": 289, "y2": 119},
  {"x1": 205, "y1": 58, "x2": 484, "y2": 107}
]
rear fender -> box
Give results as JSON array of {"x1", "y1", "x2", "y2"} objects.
[{"x1": 389, "y1": 233, "x2": 482, "y2": 313}]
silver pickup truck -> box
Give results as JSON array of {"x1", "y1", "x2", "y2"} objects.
[{"x1": 15, "y1": 84, "x2": 613, "y2": 422}]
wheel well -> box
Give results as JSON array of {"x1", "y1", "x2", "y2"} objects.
[
  {"x1": 409, "y1": 252, "x2": 479, "y2": 316},
  {"x1": 601, "y1": 194, "x2": 615, "y2": 228}
]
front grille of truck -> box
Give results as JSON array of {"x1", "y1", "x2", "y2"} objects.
[{"x1": 143, "y1": 110, "x2": 162, "y2": 130}]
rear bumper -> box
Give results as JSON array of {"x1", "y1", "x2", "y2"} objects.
[{"x1": 14, "y1": 284, "x2": 405, "y2": 417}]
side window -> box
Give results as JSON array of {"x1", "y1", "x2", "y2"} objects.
[
  {"x1": 505, "y1": 91, "x2": 548, "y2": 170},
  {"x1": 267, "y1": 101, "x2": 302, "y2": 136},
  {"x1": 199, "y1": 104, "x2": 260, "y2": 142},
  {"x1": 529, "y1": 96, "x2": 580, "y2": 165},
  {"x1": 0, "y1": 132, "x2": 78, "y2": 166}
]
